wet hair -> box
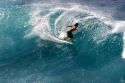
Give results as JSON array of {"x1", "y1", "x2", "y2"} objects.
[{"x1": 74, "y1": 23, "x2": 79, "y2": 27}]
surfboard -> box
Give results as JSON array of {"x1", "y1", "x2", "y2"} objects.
[{"x1": 59, "y1": 38, "x2": 73, "y2": 44}]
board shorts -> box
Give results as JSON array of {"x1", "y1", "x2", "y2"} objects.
[{"x1": 67, "y1": 31, "x2": 73, "y2": 39}]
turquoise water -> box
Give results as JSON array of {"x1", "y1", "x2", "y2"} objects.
[{"x1": 0, "y1": 3, "x2": 125, "y2": 83}]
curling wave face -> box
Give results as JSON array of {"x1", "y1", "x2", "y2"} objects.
[{"x1": 26, "y1": 4, "x2": 112, "y2": 44}]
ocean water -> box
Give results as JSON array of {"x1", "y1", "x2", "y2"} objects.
[{"x1": 0, "y1": 1, "x2": 125, "y2": 83}]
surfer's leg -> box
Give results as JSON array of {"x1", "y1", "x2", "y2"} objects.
[{"x1": 63, "y1": 31, "x2": 73, "y2": 41}]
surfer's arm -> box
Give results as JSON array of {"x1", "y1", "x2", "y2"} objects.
[{"x1": 67, "y1": 24, "x2": 74, "y2": 27}]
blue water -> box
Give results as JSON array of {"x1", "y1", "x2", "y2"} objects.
[{"x1": 0, "y1": 1, "x2": 125, "y2": 83}]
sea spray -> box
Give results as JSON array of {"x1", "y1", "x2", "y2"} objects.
[
  {"x1": 111, "y1": 21, "x2": 125, "y2": 59},
  {"x1": 26, "y1": 4, "x2": 112, "y2": 45},
  {"x1": 0, "y1": 3, "x2": 123, "y2": 83}
]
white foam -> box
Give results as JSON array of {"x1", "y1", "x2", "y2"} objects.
[
  {"x1": 112, "y1": 21, "x2": 125, "y2": 33},
  {"x1": 26, "y1": 4, "x2": 122, "y2": 46},
  {"x1": 26, "y1": 5, "x2": 72, "y2": 44},
  {"x1": 110, "y1": 21, "x2": 125, "y2": 59},
  {"x1": 58, "y1": 32, "x2": 67, "y2": 39},
  {"x1": 122, "y1": 33, "x2": 125, "y2": 58}
]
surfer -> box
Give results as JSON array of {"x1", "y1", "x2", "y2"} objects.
[{"x1": 64, "y1": 23, "x2": 79, "y2": 41}]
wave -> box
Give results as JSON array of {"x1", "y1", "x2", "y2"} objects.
[
  {"x1": 24, "y1": 3, "x2": 125, "y2": 59},
  {"x1": 0, "y1": 3, "x2": 124, "y2": 83},
  {"x1": 25, "y1": 4, "x2": 112, "y2": 45}
]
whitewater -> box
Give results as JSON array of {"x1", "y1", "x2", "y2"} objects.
[
  {"x1": 26, "y1": 4, "x2": 125, "y2": 58},
  {"x1": 0, "y1": 3, "x2": 125, "y2": 83}
]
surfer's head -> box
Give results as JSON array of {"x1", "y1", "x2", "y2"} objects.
[{"x1": 74, "y1": 23, "x2": 79, "y2": 27}]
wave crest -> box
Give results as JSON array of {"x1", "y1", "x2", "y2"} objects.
[{"x1": 26, "y1": 4, "x2": 111, "y2": 44}]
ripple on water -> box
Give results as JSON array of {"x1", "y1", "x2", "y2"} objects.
[{"x1": 0, "y1": 8, "x2": 9, "y2": 24}]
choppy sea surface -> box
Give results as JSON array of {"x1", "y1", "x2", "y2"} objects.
[{"x1": 0, "y1": 1, "x2": 125, "y2": 83}]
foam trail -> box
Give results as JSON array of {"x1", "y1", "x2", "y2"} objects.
[{"x1": 26, "y1": 5, "x2": 74, "y2": 44}]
